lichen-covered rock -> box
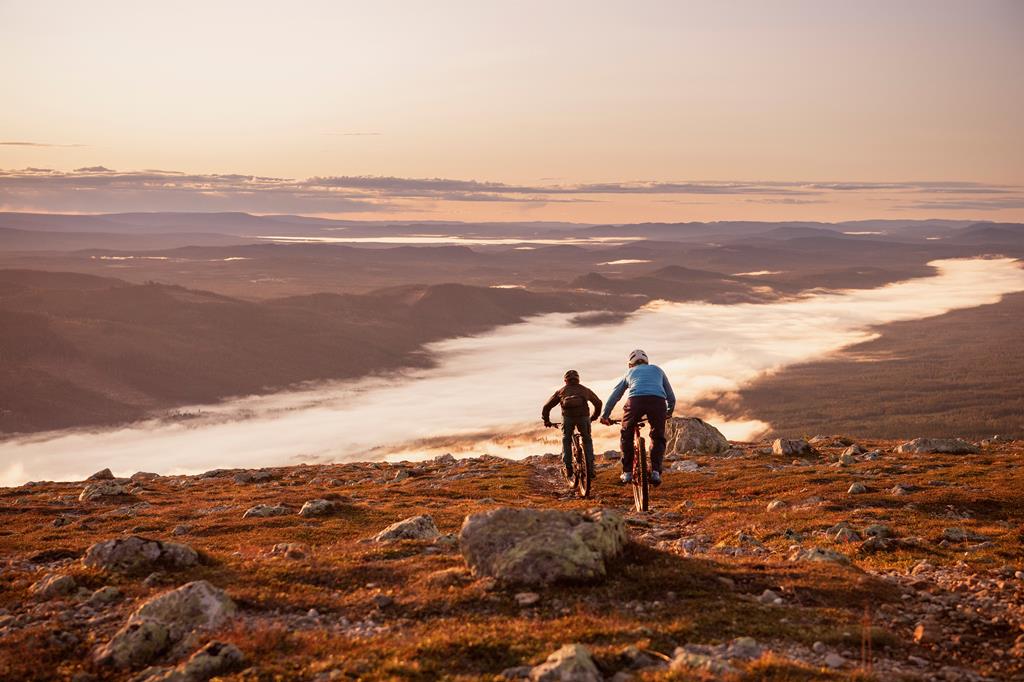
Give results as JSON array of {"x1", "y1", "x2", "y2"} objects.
[
  {"x1": 30, "y1": 573, "x2": 77, "y2": 598},
  {"x1": 895, "y1": 438, "x2": 979, "y2": 455},
  {"x1": 299, "y1": 499, "x2": 342, "y2": 517},
  {"x1": 789, "y1": 546, "x2": 851, "y2": 565},
  {"x1": 665, "y1": 417, "x2": 730, "y2": 455},
  {"x1": 459, "y1": 507, "x2": 627, "y2": 586},
  {"x1": 83, "y1": 536, "x2": 198, "y2": 573},
  {"x1": 771, "y1": 438, "x2": 812, "y2": 457},
  {"x1": 242, "y1": 504, "x2": 293, "y2": 519},
  {"x1": 137, "y1": 640, "x2": 245, "y2": 681},
  {"x1": 373, "y1": 515, "x2": 441, "y2": 543},
  {"x1": 80, "y1": 480, "x2": 128, "y2": 501},
  {"x1": 96, "y1": 581, "x2": 236, "y2": 669},
  {"x1": 529, "y1": 643, "x2": 601, "y2": 682},
  {"x1": 95, "y1": 619, "x2": 172, "y2": 668}
]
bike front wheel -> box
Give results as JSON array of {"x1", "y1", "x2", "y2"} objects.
[{"x1": 632, "y1": 436, "x2": 650, "y2": 512}]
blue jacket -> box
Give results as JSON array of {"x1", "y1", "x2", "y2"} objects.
[{"x1": 601, "y1": 363, "x2": 676, "y2": 419}]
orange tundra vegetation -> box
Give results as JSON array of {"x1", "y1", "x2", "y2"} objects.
[{"x1": 1, "y1": 436, "x2": 1022, "y2": 680}]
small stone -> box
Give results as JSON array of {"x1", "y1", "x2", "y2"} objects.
[
  {"x1": 529, "y1": 643, "x2": 601, "y2": 682},
  {"x1": 914, "y1": 620, "x2": 942, "y2": 645},
  {"x1": 171, "y1": 525, "x2": 190, "y2": 536},
  {"x1": 372, "y1": 594, "x2": 394, "y2": 609},
  {"x1": 824, "y1": 653, "x2": 845, "y2": 669},
  {"x1": 759, "y1": 589, "x2": 782, "y2": 604},
  {"x1": 864, "y1": 524, "x2": 893, "y2": 539},
  {"x1": 87, "y1": 586, "x2": 123, "y2": 606},
  {"x1": 812, "y1": 641, "x2": 826, "y2": 654},
  {"x1": 299, "y1": 499, "x2": 342, "y2": 518},
  {"x1": 847, "y1": 482, "x2": 867, "y2": 495},
  {"x1": 602, "y1": 450, "x2": 621, "y2": 461},
  {"x1": 766, "y1": 499, "x2": 788, "y2": 512},
  {"x1": 373, "y1": 515, "x2": 441, "y2": 543},
  {"x1": 515, "y1": 592, "x2": 540, "y2": 606},
  {"x1": 729, "y1": 636, "x2": 761, "y2": 659},
  {"x1": 242, "y1": 504, "x2": 293, "y2": 519},
  {"x1": 30, "y1": 573, "x2": 77, "y2": 599}
]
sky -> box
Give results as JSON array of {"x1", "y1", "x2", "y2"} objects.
[{"x1": 1, "y1": 0, "x2": 1022, "y2": 222}]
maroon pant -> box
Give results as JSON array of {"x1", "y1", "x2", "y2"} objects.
[{"x1": 620, "y1": 395, "x2": 668, "y2": 473}]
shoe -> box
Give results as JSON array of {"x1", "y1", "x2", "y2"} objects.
[
  {"x1": 651, "y1": 470, "x2": 662, "y2": 486},
  {"x1": 619, "y1": 472, "x2": 632, "y2": 484},
  {"x1": 564, "y1": 466, "x2": 575, "y2": 483}
]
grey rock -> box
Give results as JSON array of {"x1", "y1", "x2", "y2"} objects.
[
  {"x1": 94, "y1": 618, "x2": 171, "y2": 668},
  {"x1": 83, "y1": 536, "x2": 198, "y2": 573},
  {"x1": 138, "y1": 640, "x2": 245, "y2": 681},
  {"x1": 80, "y1": 480, "x2": 128, "y2": 502},
  {"x1": 864, "y1": 524, "x2": 893, "y2": 539},
  {"x1": 824, "y1": 653, "x2": 846, "y2": 669},
  {"x1": 602, "y1": 450, "x2": 621, "y2": 461},
  {"x1": 96, "y1": 580, "x2": 236, "y2": 669},
  {"x1": 460, "y1": 507, "x2": 627, "y2": 586},
  {"x1": 665, "y1": 417, "x2": 730, "y2": 455},
  {"x1": 30, "y1": 573, "x2": 77, "y2": 598},
  {"x1": 131, "y1": 472, "x2": 160, "y2": 482},
  {"x1": 233, "y1": 470, "x2": 272, "y2": 484},
  {"x1": 87, "y1": 586, "x2": 123, "y2": 606},
  {"x1": 374, "y1": 515, "x2": 441, "y2": 543},
  {"x1": 942, "y1": 528, "x2": 989, "y2": 542},
  {"x1": 88, "y1": 468, "x2": 115, "y2": 481},
  {"x1": 847, "y1": 482, "x2": 867, "y2": 494},
  {"x1": 299, "y1": 499, "x2": 343, "y2": 517},
  {"x1": 895, "y1": 438, "x2": 979, "y2": 455},
  {"x1": 242, "y1": 504, "x2": 292, "y2": 519},
  {"x1": 670, "y1": 650, "x2": 737, "y2": 676},
  {"x1": 842, "y1": 444, "x2": 866, "y2": 457},
  {"x1": 728, "y1": 636, "x2": 761, "y2": 659},
  {"x1": 789, "y1": 546, "x2": 851, "y2": 566},
  {"x1": 670, "y1": 460, "x2": 700, "y2": 473},
  {"x1": 772, "y1": 438, "x2": 812, "y2": 457},
  {"x1": 515, "y1": 592, "x2": 540, "y2": 606},
  {"x1": 766, "y1": 499, "x2": 788, "y2": 512},
  {"x1": 529, "y1": 643, "x2": 601, "y2": 682}
]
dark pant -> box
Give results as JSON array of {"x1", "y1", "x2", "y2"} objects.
[
  {"x1": 620, "y1": 396, "x2": 668, "y2": 474},
  {"x1": 562, "y1": 414, "x2": 595, "y2": 476}
]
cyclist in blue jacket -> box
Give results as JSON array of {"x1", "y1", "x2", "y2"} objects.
[{"x1": 600, "y1": 349, "x2": 675, "y2": 486}]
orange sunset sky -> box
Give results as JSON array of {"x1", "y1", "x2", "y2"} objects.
[{"x1": 1, "y1": 0, "x2": 1022, "y2": 222}]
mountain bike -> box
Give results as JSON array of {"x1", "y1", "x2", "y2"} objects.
[
  {"x1": 611, "y1": 418, "x2": 650, "y2": 512},
  {"x1": 549, "y1": 423, "x2": 591, "y2": 499}
]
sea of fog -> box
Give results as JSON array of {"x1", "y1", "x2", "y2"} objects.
[{"x1": 3, "y1": 257, "x2": 1023, "y2": 486}]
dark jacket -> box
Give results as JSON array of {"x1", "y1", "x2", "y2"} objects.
[{"x1": 542, "y1": 382, "x2": 603, "y2": 421}]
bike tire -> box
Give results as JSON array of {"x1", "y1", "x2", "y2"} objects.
[
  {"x1": 633, "y1": 436, "x2": 650, "y2": 512},
  {"x1": 573, "y1": 435, "x2": 591, "y2": 499}
]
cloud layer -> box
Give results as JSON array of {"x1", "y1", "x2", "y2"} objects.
[{"x1": 0, "y1": 166, "x2": 1021, "y2": 216}]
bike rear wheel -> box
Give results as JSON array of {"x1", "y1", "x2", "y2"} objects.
[
  {"x1": 632, "y1": 435, "x2": 650, "y2": 512},
  {"x1": 572, "y1": 434, "x2": 590, "y2": 498}
]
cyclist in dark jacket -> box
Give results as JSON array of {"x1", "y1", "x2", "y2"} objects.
[{"x1": 542, "y1": 369, "x2": 603, "y2": 482}]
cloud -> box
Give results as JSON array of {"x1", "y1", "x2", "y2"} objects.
[
  {"x1": 0, "y1": 141, "x2": 86, "y2": 148},
  {"x1": 0, "y1": 166, "x2": 1020, "y2": 215}
]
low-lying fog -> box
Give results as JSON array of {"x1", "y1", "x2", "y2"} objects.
[{"x1": 3, "y1": 258, "x2": 1023, "y2": 486}]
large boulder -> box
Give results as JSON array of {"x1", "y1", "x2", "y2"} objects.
[
  {"x1": 83, "y1": 536, "x2": 198, "y2": 573},
  {"x1": 95, "y1": 580, "x2": 235, "y2": 669},
  {"x1": 460, "y1": 507, "x2": 627, "y2": 586},
  {"x1": 665, "y1": 417, "x2": 730, "y2": 455},
  {"x1": 529, "y1": 644, "x2": 601, "y2": 682},
  {"x1": 895, "y1": 438, "x2": 979, "y2": 455},
  {"x1": 373, "y1": 515, "x2": 441, "y2": 543}
]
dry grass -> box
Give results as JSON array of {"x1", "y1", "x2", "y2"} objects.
[{"x1": 1, "y1": 440, "x2": 1022, "y2": 680}]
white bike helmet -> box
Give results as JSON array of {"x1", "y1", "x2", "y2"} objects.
[{"x1": 628, "y1": 349, "x2": 649, "y2": 365}]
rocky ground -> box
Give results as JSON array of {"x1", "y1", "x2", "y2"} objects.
[{"x1": 1, "y1": 427, "x2": 1022, "y2": 681}]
